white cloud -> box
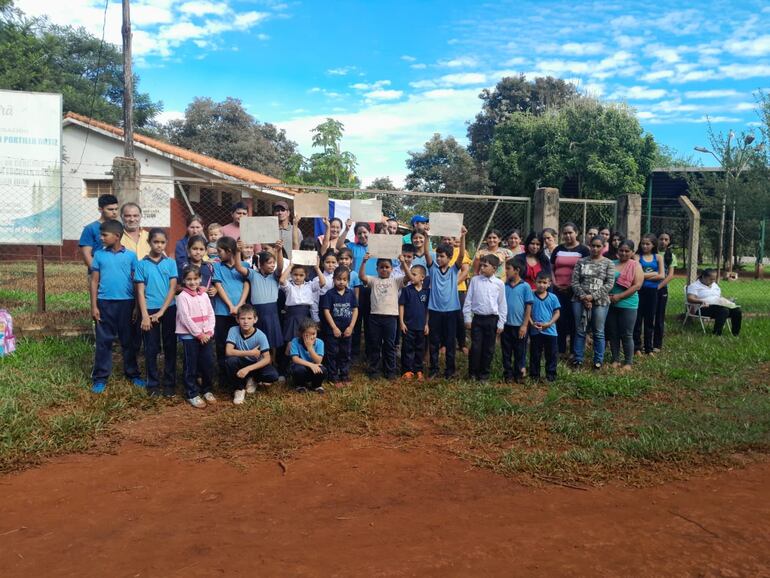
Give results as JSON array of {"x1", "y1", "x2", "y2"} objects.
[
  {"x1": 503, "y1": 57, "x2": 527, "y2": 66},
  {"x1": 410, "y1": 63, "x2": 428, "y2": 70},
  {"x1": 350, "y1": 80, "x2": 391, "y2": 91},
  {"x1": 410, "y1": 72, "x2": 487, "y2": 89},
  {"x1": 685, "y1": 89, "x2": 740, "y2": 99},
  {"x1": 649, "y1": 47, "x2": 680, "y2": 63},
  {"x1": 364, "y1": 89, "x2": 404, "y2": 101},
  {"x1": 156, "y1": 109, "x2": 185, "y2": 124},
  {"x1": 400, "y1": 55, "x2": 417, "y2": 62},
  {"x1": 539, "y1": 42, "x2": 605, "y2": 56},
  {"x1": 612, "y1": 86, "x2": 668, "y2": 100},
  {"x1": 327, "y1": 66, "x2": 356, "y2": 76},
  {"x1": 642, "y1": 70, "x2": 675, "y2": 82},
  {"x1": 734, "y1": 102, "x2": 757, "y2": 111},
  {"x1": 610, "y1": 15, "x2": 640, "y2": 28},
  {"x1": 438, "y1": 56, "x2": 479, "y2": 68},
  {"x1": 179, "y1": 1, "x2": 228, "y2": 17},
  {"x1": 718, "y1": 63, "x2": 770, "y2": 79}
]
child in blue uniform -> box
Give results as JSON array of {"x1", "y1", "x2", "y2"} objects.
[
  {"x1": 501, "y1": 259, "x2": 533, "y2": 382},
  {"x1": 529, "y1": 272, "x2": 561, "y2": 382},
  {"x1": 289, "y1": 318, "x2": 327, "y2": 393},
  {"x1": 320, "y1": 266, "x2": 358, "y2": 387},
  {"x1": 398, "y1": 264, "x2": 429, "y2": 380},
  {"x1": 226, "y1": 304, "x2": 280, "y2": 405}
]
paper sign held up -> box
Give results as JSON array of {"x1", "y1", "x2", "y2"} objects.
[
  {"x1": 350, "y1": 198, "x2": 382, "y2": 222},
  {"x1": 428, "y1": 212, "x2": 464, "y2": 238},
  {"x1": 367, "y1": 234, "x2": 402, "y2": 259},
  {"x1": 240, "y1": 216, "x2": 279, "y2": 245},
  {"x1": 293, "y1": 192, "x2": 328, "y2": 218},
  {"x1": 291, "y1": 250, "x2": 319, "y2": 266}
]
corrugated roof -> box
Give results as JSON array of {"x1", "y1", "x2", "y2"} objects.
[{"x1": 64, "y1": 111, "x2": 282, "y2": 186}]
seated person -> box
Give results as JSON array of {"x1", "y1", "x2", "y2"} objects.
[{"x1": 686, "y1": 268, "x2": 741, "y2": 336}]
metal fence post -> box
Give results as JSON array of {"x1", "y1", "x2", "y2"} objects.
[
  {"x1": 36, "y1": 245, "x2": 46, "y2": 313},
  {"x1": 757, "y1": 218, "x2": 766, "y2": 280},
  {"x1": 478, "y1": 199, "x2": 500, "y2": 250}
]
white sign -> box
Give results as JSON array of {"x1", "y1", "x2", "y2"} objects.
[
  {"x1": 240, "y1": 216, "x2": 279, "y2": 244},
  {"x1": 291, "y1": 250, "x2": 319, "y2": 266},
  {"x1": 428, "y1": 212, "x2": 464, "y2": 238},
  {"x1": 0, "y1": 90, "x2": 62, "y2": 245},
  {"x1": 350, "y1": 198, "x2": 382, "y2": 222},
  {"x1": 367, "y1": 234, "x2": 402, "y2": 259},
  {"x1": 294, "y1": 192, "x2": 328, "y2": 218},
  {"x1": 139, "y1": 182, "x2": 173, "y2": 227}
]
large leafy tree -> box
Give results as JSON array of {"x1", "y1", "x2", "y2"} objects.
[
  {"x1": 160, "y1": 97, "x2": 298, "y2": 178},
  {"x1": 0, "y1": 3, "x2": 161, "y2": 127},
  {"x1": 405, "y1": 133, "x2": 484, "y2": 194},
  {"x1": 306, "y1": 118, "x2": 358, "y2": 187}
]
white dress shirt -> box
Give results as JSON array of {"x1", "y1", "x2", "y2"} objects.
[
  {"x1": 686, "y1": 279, "x2": 721, "y2": 305},
  {"x1": 463, "y1": 274, "x2": 507, "y2": 329}
]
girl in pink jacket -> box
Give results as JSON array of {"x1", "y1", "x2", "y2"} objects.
[{"x1": 176, "y1": 265, "x2": 216, "y2": 408}]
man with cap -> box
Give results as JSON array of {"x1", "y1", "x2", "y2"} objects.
[
  {"x1": 274, "y1": 200, "x2": 301, "y2": 258},
  {"x1": 402, "y1": 215, "x2": 429, "y2": 244}
]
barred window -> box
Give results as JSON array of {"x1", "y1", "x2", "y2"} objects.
[{"x1": 83, "y1": 179, "x2": 113, "y2": 198}]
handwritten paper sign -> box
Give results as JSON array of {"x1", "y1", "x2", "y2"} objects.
[
  {"x1": 350, "y1": 198, "x2": 382, "y2": 222},
  {"x1": 367, "y1": 234, "x2": 403, "y2": 259},
  {"x1": 293, "y1": 192, "x2": 328, "y2": 218},
  {"x1": 428, "y1": 212, "x2": 464, "y2": 238},
  {"x1": 240, "y1": 216, "x2": 279, "y2": 245},
  {"x1": 291, "y1": 250, "x2": 319, "y2": 266}
]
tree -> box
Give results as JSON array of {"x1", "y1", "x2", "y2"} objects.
[
  {"x1": 405, "y1": 133, "x2": 484, "y2": 194},
  {"x1": 304, "y1": 118, "x2": 358, "y2": 187},
  {"x1": 0, "y1": 5, "x2": 161, "y2": 128},
  {"x1": 366, "y1": 177, "x2": 403, "y2": 220},
  {"x1": 160, "y1": 97, "x2": 298, "y2": 178}
]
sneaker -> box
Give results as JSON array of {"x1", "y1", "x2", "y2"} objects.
[
  {"x1": 233, "y1": 389, "x2": 246, "y2": 405},
  {"x1": 91, "y1": 381, "x2": 106, "y2": 394},
  {"x1": 188, "y1": 396, "x2": 206, "y2": 409},
  {"x1": 416, "y1": 371, "x2": 424, "y2": 381},
  {"x1": 593, "y1": 363, "x2": 603, "y2": 371},
  {"x1": 314, "y1": 386, "x2": 326, "y2": 394},
  {"x1": 245, "y1": 377, "x2": 257, "y2": 394},
  {"x1": 652, "y1": 348, "x2": 661, "y2": 353},
  {"x1": 295, "y1": 386, "x2": 308, "y2": 394},
  {"x1": 277, "y1": 375, "x2": 286, "y2": 383},
  {"x1": 203, "y1": 392, "x2": 217, "y2": 404},
  {"x1": 402, "y1": 371, "x2": 415, "y2": 380},
  {"x1": 132, "y1": 377, "x2": 147, "y2": 388}
]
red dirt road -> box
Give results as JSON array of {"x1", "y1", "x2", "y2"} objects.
[{"x1": 1, "y1": 438, "x2": 769, "y2": 577}]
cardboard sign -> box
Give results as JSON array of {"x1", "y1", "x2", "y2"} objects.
[
  {"x1": 291, "y1": 250, "x2": 319, "y2": 266},
  {"x1": 350, "y1": 198, "x2": 382, "y2": 222},
  {"x1": 293, "y1": 192, "x2": 329, "y2": 218},
  {"x1": 240, "y1": 216, "x2": 279, "y2": 245},
  {"x1": 428, "y1": 212, "x2": 464, "y2": 238},
  {"x1": 367, "y1": 234, "x2": 402, "y2": 259}
]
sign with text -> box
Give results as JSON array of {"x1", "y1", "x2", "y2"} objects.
[
  {"x1": 0, "y1": 90, "x2": 62, "y2": 245},
  {"x1": 291, "y1": 250, "x2": 319, "y2": 266},
  {"x1": 240, "y1": 216, "x2": 279, "y2": 245},
  {"x1": 428, "y1": 212, "x2": 463, "y2": 238},
  {"x1": 367, "y1": 234, "x2": 402, "y2": 259},
  {"x1": 139, "y1": 181, "x2": 173, "y2": 227},
  {"x1": 294, "y1": 192, "x2": 328, "y2": 218},
  {"x1": 350, "y1": 198, "x2": 382, "y2": 222}
]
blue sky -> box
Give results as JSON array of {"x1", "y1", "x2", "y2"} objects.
[{"x1": 18, "y1": 0, "x2": 770, "y2": 185}]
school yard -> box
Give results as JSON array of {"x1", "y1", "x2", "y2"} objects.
[{"x1": 1, "y1": 262, "x2": 769, "y2": 575}]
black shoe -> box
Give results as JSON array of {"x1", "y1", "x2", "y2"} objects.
[
  {"x1": 593, "y1": 363, "x2": 602, "y2": 371},
  {"x1": 162, "y1": 387, "x2": 176, "y2": 398},
  {"x1": 147, "y1": 387, "x2": 162, "y2": 397},
  {"x1": 314, "y1": 386, "x2": 325, "y2": 394},
  {"x1": 295, "y1": 386, "x2": 308, "y2": 394},
  {"x1": 546, "y1": 375, "x2": 556, "y2": 382}
]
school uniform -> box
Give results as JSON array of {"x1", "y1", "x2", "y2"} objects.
[
  {"x1": 463, "y1": 275, "x2": 507, "y2": 381},
  {"x1": 346, "y1": 242, "x2": 377, "y2": 360},
  {"x1": 244, "y1": 268, "x2": 283, "y2": 349},
  {"x1": 176, "y1": 288, "x2": 216, "y2": 400},
  {"x1": 225, "y1": 326, "x2": 279, "y2": 391},
  {"x1": 501, "y1": 280, "x2": 534, "y2": 381},
  {"x1": 135, "y1": 256, "x2": 179, "y2": 394},
  {"x1": 289, "y1": 337, "x2": 327, "y2": 389},
  {"x1": 320, "y1": 287, "x2": 358, "y2": 381},
  {"x1": 79, "y1": 220, "x2": 103, "y2": 272},
  {"x1": 633, "y1": 254, "x2": 660, "y2": 354},
  {"x1": 311, "y1": 271, "x2": 334, "y2": 323},
  {"x1": 529, "y1": 292, "x2": 561, "y2": 381},
  {"x1": 212, "y1": 261, "x2": 250, "y2": 383},
  {"x1": 366, "y1": 275, "x2": 405, "y2": 379},
  {"x1": 90, "y1": 247, "x2": 141, "y2": 386},
  {"x1": 398, "y1": 283, "x2": 429, "y2": 374},
  {"x1": 281, "y1": 280, "x2": 314, "y2": 342},
  {"x1": 427, "y1": 262, "x2": 461, "y2": 378}
]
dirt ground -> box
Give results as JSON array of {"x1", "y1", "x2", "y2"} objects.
[{"x1": 1, "y1": 409, "x2": 769, "y2": 577}]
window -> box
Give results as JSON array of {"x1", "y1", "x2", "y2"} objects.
[{"x1": 83, "y1": 179, "x2": 113, "y2": 198}]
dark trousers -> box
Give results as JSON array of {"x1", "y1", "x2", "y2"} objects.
[
  {"x1": 92, "y1": 299, "x2": 140, "y2": 384},
  {"x1": 142, "y1": 306, "x2": 177, "y2": 393},
  {"x1": 290, "y1": 363, "x2": 327, "y2": 389},
  {"x1": 633, "y1": 286, "x2": 658, "y2": 353},
  {"x1": 429, "y1": 309, "x2": 458, "y2": 377},
  {"x1": 215, "y1": 315, "x2": 237, "y2": 384},
  {"x1": 181, "y1": 338, "x2": 214, "y2": 399},
  {"x1": 652, "y1": 286, "x2": 668, "y2": 350},
  {"x1": 324, "y1": 331, "x2": 352, "y2": 381},
  {"x1": 530, "y1": 333, "x2": 558, "y2": 380},
  {"x1": 555, "y1": 288, "x2": 575, "y2": 355},
  {"x1": 501, "y1": 324, "x2": 527, "y2": 380},
  {"x1": 401, "y1": 328, "x2": 426, "y2": 374},
  {"x1": 606, "y1": 306, "x2": 637, "y2": 366},
  {"x1": 225, "y1": 355, "x2": 280, "y2": 392},
  {"x1": 468, "y1": 314, "x2": 498, "y2": 380},
  {"x1": 352, "y1": 286, "x2": 370, "y2": 359},
  {"x1": 367, "y1": 314, "x2": 397, "y2": 378},
  {"x1": 701, "y1": 305, "x2": 742, "y2": 336},
  {"x1": 456, "y1": 292, "x2": 467, "y2": 349}
]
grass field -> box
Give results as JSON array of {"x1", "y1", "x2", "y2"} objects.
[{"x1": 1, "y1": 262, "x2": 769, "y2": 481}]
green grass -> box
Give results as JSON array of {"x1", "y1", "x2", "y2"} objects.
[{"x1": 667, "y1": 277, "x2": 770, "y2": 314}]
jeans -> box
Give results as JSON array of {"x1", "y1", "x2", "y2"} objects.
[
  {"x1": 530, "y1": 333, "x2": 558, "y2": 380},
  {"x1": 324, "y1": 332, "x2": 352, "y2": 381},
  {"x1": 290, "y1": 363, "x2": 327, "y2": 389},
  {"x1": 429, "y1": 310, "x2": 458, "y2": 377},
  {"x1": 633, "y1": 286, "x2": 658, "y2": 353},
  {"x1": 701, "y1": 305, "x2": 742, "y2": 336},
  {"x1": 225, "y1": 355, "x2": 279, "y2": 392},
  {"x1": 142, "y1": 306, "x2": 177, "y2": 393},
  {"x1": 500, "y1": 324, "x2": 527, "y2": 380},
  {"x1": 367, "y1": 314, "x2": 397, "y2": 378},
  {"x1": 653, "y1": 286, "x2": 668, "y2": 350},
  {"x1": 92, "y1": 299, "x2": 141, "y2": 384},
  {"x1": 572, "y1": 301, "x2": 608, "y2": 365},
  {"x1": 606, "y1": 306, "x2": 637, "y2": 366},
  {"x1": 555, "y1": 288, "x2": 575, "y2": 355},
  {"x1": 181, "y1": 338, "x2": 214, "y2": 399},
  {"x1": 401, "y1": 327, "x2": 426, "y2": 374},
  {"x1": 468, "y1": 314, "x2": 498, "y2": 380}
]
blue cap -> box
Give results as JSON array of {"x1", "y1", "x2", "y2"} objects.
[{"x1": 411, "y1": 215, "x2": 429, "y2": 226}]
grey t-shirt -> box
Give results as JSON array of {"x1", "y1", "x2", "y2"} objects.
[{"x1": 279, "y1": 224, "x2": 302, "y2": 258}]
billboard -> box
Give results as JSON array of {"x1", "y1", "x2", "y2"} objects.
[{"x1": 0, "y1": 90, "x2": 62, "y2": 245}]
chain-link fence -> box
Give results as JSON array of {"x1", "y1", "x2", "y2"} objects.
[{"x1": 558, "y1": 198, "x2": 617, "y2": 241}]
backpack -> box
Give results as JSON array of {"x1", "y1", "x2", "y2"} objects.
[{"x1": 0, "y1": 309, "x2": 16, "y2": 357}]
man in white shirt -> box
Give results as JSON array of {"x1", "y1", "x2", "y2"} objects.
[{"x1": 686, "y1": 268, "x2": 742, "y2": 335}]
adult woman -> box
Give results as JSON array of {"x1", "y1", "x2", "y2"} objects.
[
  {"x1": 686, "y1": 269, "x2": 742, "y2": 336},
  {"x1": 550, "y1": 222, "x2": 589, "y2": 356},
  {"x1": 506, "y1": 229, "x2": 524, "y2": 255},
  {"x1": 599, "y1": 226, "x2": 611, "y2": 254},
  {"x1": 319, "y1": 217, "x2": 344, "y2": 255},
  {"x1": 586, "y1": 227, "x2": 599, "y2": 244},
  {"x1": 606, "y1": 240, "x2": 643, "y2": 370},
  {"x1": 606, "y1": 231, "x2": 624, "y2": 260},
  {"x1": 570, "y1": 236, "x2": 615, "y2": 369},
  {"x1": 473, "y1": 229, "x2": 512, "y2": 280},
  {"x1": 652, "y1": 231, "x2": 676, "y2": 352},
  {"x1": 513, "y1": 231, "x2": 552, "y2": 290},
  {"x1": 633, "y1": 234, "x2": 664, "y2": 355},
  {"x1": 174, "y1": 214, "x2": 204, "y2": 273},
  {"x1": 541, "y1": 228, "x2": 558, "y2": 260}
]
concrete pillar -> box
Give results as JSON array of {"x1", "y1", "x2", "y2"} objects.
[
  {"x1": 533, "y1": 187, "x2": 559, "y2": 233},
  {"x1": 678, "y1": 195, "x2": 700, "y2": 285},
  {"x1": 616, "y1": 193, "x2": 641, "y2": 246},
  {"x1": 112, "y1": 156, "x2": 141, "y2": 206}
]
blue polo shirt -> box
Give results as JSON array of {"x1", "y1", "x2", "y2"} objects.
[
  {"x1": 348, "y1": 270, "x2": 362, "y2": 289},
  {"x1": 246, "y1": 269, "x2": 280, "y2": 305},
  {"x1": 399, "y1": 284, "x2": 429, "y2": 330},
  {"x1": 289, "y1": 336, "x2": 325, "y2": 361},
  {"x1": 530, "y1": 292, "x2": 560, "y2": 337},
  {"x1": 427, "y1": 263, "x2": 460, "y2": 312},
  {"x1": 226, "y1": 326, "x2": 269, "y2": 363},
  {"x1": 320, "y1": 287, "x2": 358, "y2": 330},
  {"x1": 345, "y1": 241, "x2": 378, "y2": 276},
  {"x1": 505, "y1": 280, "x2": 534, "y2": 327},
  {"x1": 212, "y1": 261, "x2": 250, "y2": 316},
  {"x1": 135, "y1": 256, "x2": 178, "y2": 310},
  {"x1": 79, "y1": 220, "x2": 103, "y2": 252},
  {"x1": 91, "y1": 247, "x2": 137, "y2": 300}
]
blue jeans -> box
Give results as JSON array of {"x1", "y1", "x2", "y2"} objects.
[{"x1": 571, "y1": 301, "x2": 608, "y2": 365}]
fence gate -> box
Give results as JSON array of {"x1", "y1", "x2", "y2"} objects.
[{"x1": 559, "y1": 198, "x2": 617, "y2": 238}]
